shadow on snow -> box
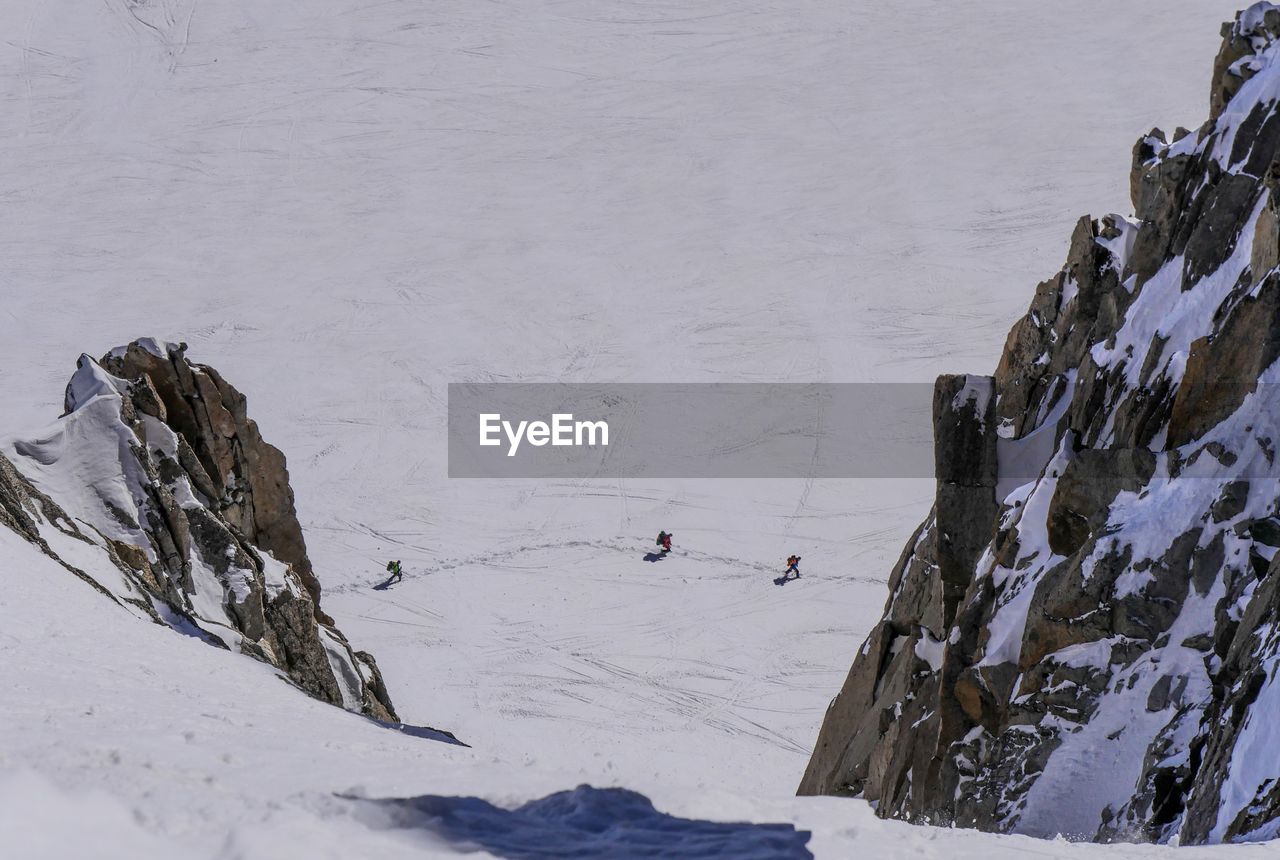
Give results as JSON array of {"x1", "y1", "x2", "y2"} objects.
[
  {"x1": 369, "y1": 718, "x2": 469, "y2": 747},
  {"x1": 351, "y1": 784, "x2": 812, "y2": 859}
]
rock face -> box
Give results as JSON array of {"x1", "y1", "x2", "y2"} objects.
[
  {"x1": 800, "y1": 4, "x2": 1280, "y2": 844},
  {"x1": 2, "y1": 339, "x2": 397, "y2": 722}
]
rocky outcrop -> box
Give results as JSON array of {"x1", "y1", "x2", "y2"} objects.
[
  {"x1": 801, "y1": 4, "x2": 1280, "y2": 844},
  {"x1": 3, "y1": 339, "x2": 397, "y2": 722},
  {"x1": 98, "y1": 342, "x2": 327, "y2": 617}
]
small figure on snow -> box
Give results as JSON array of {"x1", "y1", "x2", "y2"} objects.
[
  {"x1": 657, "y1": 531, "x2": 673, "y2": 554},
  {"x1": 386, "y1": 559, "x2": 404, "y2": 583},
  {"x1": 785, "y1": 555, "x2": 801, "y2": 578}
]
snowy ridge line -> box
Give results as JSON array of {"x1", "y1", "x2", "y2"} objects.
[{"x1": 1, "y1": 341, "x2": 411, "y2": 730}]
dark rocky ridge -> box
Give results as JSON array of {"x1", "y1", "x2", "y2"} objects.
[
  {"x1": 99, "y1": 341, "x2": 330, "y2": 622},
  {"x1": 2, "y1": 340, "x2": 398, "y2": 723},
  {"x1": 800, "y1": 4, "x2": 1280, "y2": 844}
]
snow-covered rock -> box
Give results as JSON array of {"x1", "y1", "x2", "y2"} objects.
[
  {"x1": 1, "y1": 340, "x2": 398, "y2": 722},
  {"x1": 800, "y1": 3, "x2": 1280, "y2": 844}
]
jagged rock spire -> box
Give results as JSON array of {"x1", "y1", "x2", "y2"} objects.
[
  {"x1": 801, "y1": 4, "x2": 1280, "y2": 844},
  {"x1": 4, "y1": 339, "x2": 397, "y2": 723}
]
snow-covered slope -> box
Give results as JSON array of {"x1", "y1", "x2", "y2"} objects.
[
  {"x1": 0, "y1": 0, "x2": 1265, "y2": 856},
  {"x1": 9, "y1": 520, "x2": 1280, "y2": 858}
]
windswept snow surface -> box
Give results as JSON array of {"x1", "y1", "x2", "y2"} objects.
[
  {"x1": 0, "y1": 0, "x2": 1262, "y2": 856},
  {"x1": 5, "y1": 529, "x2": 1276, "y2": 860}
]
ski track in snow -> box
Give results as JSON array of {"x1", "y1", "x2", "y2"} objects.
[{"x1": 0, "y1": 0, "x2": 1264, "y2": 856}]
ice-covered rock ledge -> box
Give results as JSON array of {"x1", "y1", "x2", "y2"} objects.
[
  {"x1": 1, "y1": 340, "x2": 397, "y2": 722},
  {"x1": 800, "y1": 3, "x2": 1280, "y2": 845}
]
